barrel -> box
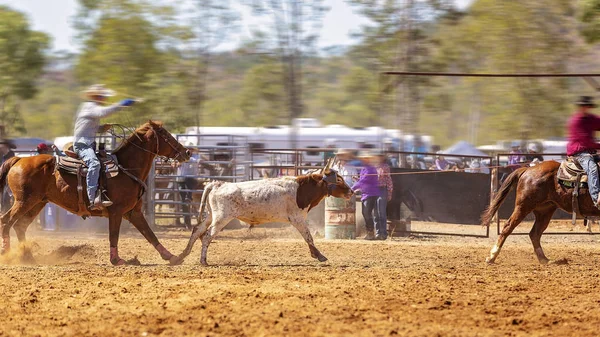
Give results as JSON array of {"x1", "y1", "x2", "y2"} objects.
[{"x1": 324, "y1": 195, "x2": 356, "y2": 239}]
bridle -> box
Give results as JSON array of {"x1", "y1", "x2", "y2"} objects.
[{"x1": 109, "y1": 124, "x2": 187, "y2": 163}]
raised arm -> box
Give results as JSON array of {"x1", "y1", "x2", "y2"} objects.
[{"x1": 78, "y1": 99, "x2": 135, "y2": 119}]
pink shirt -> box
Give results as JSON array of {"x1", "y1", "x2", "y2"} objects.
[{"x1": 567, "y1": 112, "x2": 600, "y2": 156}]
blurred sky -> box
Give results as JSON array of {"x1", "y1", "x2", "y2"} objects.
[{"x1": 0, "y1": 0, "x2": 473, "y2": 52}]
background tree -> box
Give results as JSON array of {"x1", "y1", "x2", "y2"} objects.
[
  {"x1": 0, "y1": 6, "x2": 50, "y2": 135},
  {"x1": 248, "y1": 0, "x2": 328, "y2": 146}
]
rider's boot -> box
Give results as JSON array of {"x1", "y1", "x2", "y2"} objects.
[{"x1": 90, "y1": 191, "x2": 112, "y2": 210}]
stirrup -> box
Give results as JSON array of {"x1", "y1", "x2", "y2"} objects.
[{"x1": 101, "y1": 190, "x2": 113, "y2": 207}]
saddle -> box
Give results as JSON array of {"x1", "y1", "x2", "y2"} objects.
[
  {"x1": 557, "y1": 157, "x2": 599, "y2": 225},
  {"x1": 557, "y1": 157, "x2": 589, "y2": 187},
  {"x1": 56, "y1": 149, "x2": 120, "y2": 217},
  {"x1": 56, "y1": 154, "x2": 120, "y2": 178}
]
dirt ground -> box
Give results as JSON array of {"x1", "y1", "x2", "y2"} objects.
[{"x1": 1, "y1": 226, "x2": 600, "y2": 337}]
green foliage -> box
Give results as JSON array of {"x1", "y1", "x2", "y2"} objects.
[
  {"x1": 0, "y1": 6, "x2": 50, "y2": 135},
  {"x1": 8, "y1": 0, "x2": 600, "y2": 149},
  {"x1": 579, "y1": 0, "x2": 600, "y2": 43}
]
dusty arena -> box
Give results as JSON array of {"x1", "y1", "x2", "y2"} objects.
[{"x1": 1, "y1": 224, "x2": 600, "y2": 337}]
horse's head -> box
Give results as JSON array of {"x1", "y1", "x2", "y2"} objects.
[{"x1": 140, "y1": 120, "x2": 191, "y2": 163}]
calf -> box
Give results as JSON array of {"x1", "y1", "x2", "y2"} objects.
[{"x1": 172, "y1": 161, "x2": 353, "y2": 265}]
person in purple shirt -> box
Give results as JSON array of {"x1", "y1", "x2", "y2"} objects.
[
  {"x1": 352, "y1": 152, "x2": 383, "y2": 240},
  {"x1": 435, "y1": 153, "x2": 451, "y2": 171},
  {"x1": 508, "y1": 143, "x2": 523, "y2": 171}
]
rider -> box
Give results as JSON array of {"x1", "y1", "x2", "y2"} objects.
[
  {"x1": 567, "y1": 96, "x2": 600, "y2": 209},
  {"x1": 74, "y1": 84, "x2": 136, "y2": 210}
]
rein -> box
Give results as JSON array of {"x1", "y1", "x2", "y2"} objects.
[{"x1": 108, "y1": 124, "x2": 186, "y2": 163}]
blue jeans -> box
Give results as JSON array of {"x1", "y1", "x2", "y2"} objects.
[
  {"x1": 73, "y1": 142, "x2": 100, "y2": 203},
  {"x1": 376, "y1": 187, "x2": 388, "y2": 238},
  {"x1": 576, "y1": 153, "x2": 600, "y2": 204},
  {"x1": 362, "y1": 195, "x2": 387, "y2": 238}
]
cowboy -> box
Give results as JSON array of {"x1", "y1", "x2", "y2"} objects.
[
  {"x1": 567, "y1": 96, "x2": 600, "y2": 209},
  {"x1": 0, "y1": 139, "x2": 16, "y2": 214},
  {"x1": 74, "y1": 84, "x2": 136, "y2": 210},
  {"x1": 333, "y1": 148, "x2": 358, "y2": 186},
  {"x1": 525, "y1": 143, "x2": 544, "y2": 166}
]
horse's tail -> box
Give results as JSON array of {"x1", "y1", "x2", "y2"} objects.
[
  {"x1": 0, "y1": 157, "x2": 21, "y2": 193},
  {"x1": 481, "y1": 167, "x2": 527, "y2": 227}
]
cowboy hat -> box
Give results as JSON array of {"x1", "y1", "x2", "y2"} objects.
[
  {"x1": 81, "y1": 84, "x2": 115, "y2": 100},
  {"x1": 357, "y1": 150, "x2": 376, "y2": 159},
  {"x1": 575, "y1": 96, "x2": 597, "y2": 108},
  {"x1": 0, "y1": 139, "x2": 16, "y2": 149},
  {"x1": 335, "y1": 148, "x2": 355, "y2": 157}
]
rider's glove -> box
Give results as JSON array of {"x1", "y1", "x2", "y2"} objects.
[{"x1": 120, "y1": 99, "x2": 135, "y2": 107}]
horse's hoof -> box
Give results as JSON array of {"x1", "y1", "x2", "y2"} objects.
[
  {"x1": 111, "y1": 258, "x2": 126, "y2": 266},
  {"x1": 317, "y1": 255, "x2": 328, "y2": 262},
  {"x1": 485, "y1": 257, "x2": 495, "y2": 265},
  {"x1": 200, "y1": 260, "x2": 209, "y2": 266},
  {"x1": 169, "y1": 256, "x2": 183, "y2": 266}
]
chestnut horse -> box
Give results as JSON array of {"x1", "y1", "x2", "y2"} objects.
[
  {"x1": 481, "y1": 161, "x2": 600, "y2": 264},
  {"x1": 0, "y1": 121, "x2": 191, "y2": 265}
]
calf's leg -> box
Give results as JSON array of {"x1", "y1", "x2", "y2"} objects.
[
  {"x1": 290, "y1": 218, "x2": 327, "y2": 262},
  {"x1": 199, "y1": 217, "x2": 232, "y2": 266}
]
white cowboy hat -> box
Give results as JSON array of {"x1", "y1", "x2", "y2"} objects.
[{"x1": 81, "y1": 84, "x2": 115, "y2": 100}]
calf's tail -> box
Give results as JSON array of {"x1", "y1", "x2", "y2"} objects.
[{"x1": 174, "y1": 182, "x2": 216, "y2": 263}]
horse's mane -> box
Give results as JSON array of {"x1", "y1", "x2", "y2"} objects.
[{"x1": 113, "y1": 120, "x2": 163, "y2": 153}]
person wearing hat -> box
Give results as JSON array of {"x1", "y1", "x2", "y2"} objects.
[
  {"x1": 333, "y1": 148, "x2": 359, "y2": 186},
  {"x1": 74, "y1": 84, "x2": 137, "y2": 210},
  {"x1": 0, "y1": 139, "x2": 16, "y2": 214},
  {"x1": 352, "y1": 151, "x2": 383, "y2": 240},
  {"x1": 567, "y1": 96, "x2": 600, "y2": 208},
  {"x1": 0, "y1": 139, "x2": 16, "y2": 165},
  {"x1": 508, "y1": 141, "x2": 523, "y2": 166},
  {"x1": 525, "y1": 143, "x2": 544, "y2": 166}
]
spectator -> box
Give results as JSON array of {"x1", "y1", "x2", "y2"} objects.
[
  {"x1": 175, "y1": 150, "x2": 199, "y2": 229},
  {"x1": 435, "y1": 153, "x2": 451, "y2": 171},
  {"x1": 352, "y1": 151, "x2": 383, "y2": 241},
  {"x1": 324, "y1": 138, "x2": 336, "y2": 162},
  {"x1": 0, "y1": 139, "x2": 16, "y2": 214},
  {"x1": 374, "y1": 151, "x2": 393, "y2": 240},
  {"x1": 465, "y1": 160, "x2": 482, "y2": 173},
  {"x1": 383, "y1": 138, "x2": 399, "y2": 168},
  {"x1": 452, "y1": 160, "x2": 466, "y2": 172},
  {"x1": 508, "y1": 142, "x2": 523, "y2": 170},
  {"x1": 36, "y1": 143, "x2": 53, "y2": 155},
  {"x1": 333, "y1": 149, "x2": 359, "y2": 186},
  {"x1": 525, "y1": 143, "x2": 544, "y2": 166}
]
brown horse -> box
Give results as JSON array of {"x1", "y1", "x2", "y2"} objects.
[
  {"x1": 0, "y1": 121, "x2": 191, "y2": 265},
  {"x1": 481, "y1": 161, "x2": 600, "y2": 264}
]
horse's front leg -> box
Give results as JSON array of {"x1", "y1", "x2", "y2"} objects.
[
  {"x1": 124, "y1": 207, "x2": 177, "y2": 264},
  {"x1": 108, "y1": 214, "x2": 126, "y2": 266}
]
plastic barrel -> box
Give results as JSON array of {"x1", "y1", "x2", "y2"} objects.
[
  {"x1": 325, "y1": 195, "x2": 356, "y2": 239},
  {"x1": 42, "y1": 203, "x2": 58, "y2": 231}
]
